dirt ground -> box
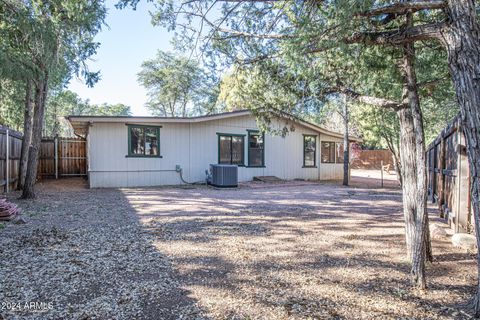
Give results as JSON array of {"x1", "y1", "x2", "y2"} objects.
[
  {"x1": 350, "y1": 168, "x2": 400, "y2": 189},
  {"x1": 0, "y1": 172, "x2": 477, "y2": 319}
]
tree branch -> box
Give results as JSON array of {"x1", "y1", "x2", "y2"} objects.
[
  {"x1": 346, "y1": 22, "x2": 445, "y2": 45},
  {"x1": 348, "y1": 91, "x2": 407, "y2": 110},
  {"x1": 372, "y1": 13, "x2": 401, "y2": 26},
  {"x1": 177, "y1": 10, "x2": 292, "y2": 40},
  {"x1": 322, "y1": 87, "x2": 407, "y2": 110},
  {"x1": 417, "y1": 76, "x2": 449, "y2": 88},
  {"x1": 358, "y1": 1, "x2": 446, "y2": 17}
]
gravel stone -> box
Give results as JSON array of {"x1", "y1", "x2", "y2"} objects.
[{"x1": 0, "y1": 174, "x2": 476, "y2": 319}]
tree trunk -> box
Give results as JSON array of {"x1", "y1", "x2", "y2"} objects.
[
  {"x1": 21, "y1": 72, "x2": 48, "y2": 199},
  {"x1": 343, "y1": 95, "x2": 349, "y2": 186},
  {"x1": 52, "y1": 100, "x2": 60, "y2": 136},
  {"x1": 397, "y1": 106, "x2": 417, "y2": 262},
  {"x1": 391, "y1": 149, "x2": 403, "y2": 187},
  {"x1": 442, "y1": 0, "x2": 480, "y2": 314},
  {"x1": 397, "y1": 104, "x2": 429, "y2": 286},
  {"x1": 17, "y1": 79, "x2": 33, "y2": 190},
  {"x1": 404, "y1": 12, "x2": 432, "y2": 278},
  {"x1": 383, "y1": 133, "x2": 402, "y2": 187}
]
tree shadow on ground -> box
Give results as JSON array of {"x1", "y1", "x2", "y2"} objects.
[
  {"x1": 122, "y1": 182, "x2": 476, "y2": 319},
  {"x1": 8, "y1": 179, "x2": 474, "y2": 319},
  {"x1": 2, "y1": 185, "x2": 209, "y2": 320}
]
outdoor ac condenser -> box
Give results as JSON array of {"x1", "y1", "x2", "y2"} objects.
[{"x1": 209, "y1": 164, "x2": 238, "y2": 187}]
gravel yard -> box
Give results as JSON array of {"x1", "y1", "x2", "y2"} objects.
[{"x1": 0, "y1": 176, "x2": 477, "y2": 319}]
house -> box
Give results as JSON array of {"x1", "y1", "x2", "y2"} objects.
[{"x1": 67, "y1": 110, "x2": 361, "y2": 188}]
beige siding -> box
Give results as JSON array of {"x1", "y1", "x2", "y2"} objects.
[
  {"x1": 89, "y1": 122, "x2": 190, "y2": 187},
  {"x1": 88, "y1": 115, "x2": 346, "y2": 187},
  {"x1": 319, "y1": 134, "x2": 345, "y2": 180}
]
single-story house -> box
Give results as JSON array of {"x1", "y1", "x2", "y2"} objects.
[{"x1": 67, "y1": 110, "x2": 361, "y2": 188}]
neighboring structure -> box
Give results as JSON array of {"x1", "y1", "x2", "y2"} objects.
[
  {"x1": 427, "y1": 115, "x2": 472, "y2": 233},
  {"x1": 67, "y1": 110, "x2": 360, "y2": 188}
]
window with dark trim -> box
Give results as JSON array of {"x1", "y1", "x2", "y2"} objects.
[
  {"x1": 128, "y1": 125, "x2": 161, "y2": 157},
  {"x1": 247, "y1": 131, "x2": 264, "y2": 167},
  {"x1": 303, "y1": 135, "x2": 317, "y2": 167},
  {"x1": 218, "y1": 134, "x2": 245, "y2": 165},
  {"x1": 321, "y1": 141, "x2": 336, "y2": 163}
]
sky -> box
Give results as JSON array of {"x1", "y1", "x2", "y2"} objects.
[{"x1": 67, "y1": 0, "x2": 173, "y2": 116}]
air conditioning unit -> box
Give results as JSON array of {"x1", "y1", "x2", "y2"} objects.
[{"x1": 209, "y1": 164, "x2": 238, "y2": 187}]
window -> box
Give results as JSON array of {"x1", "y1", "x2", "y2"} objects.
[
  {"x1": 321, "y1": 141, "x2": 336, "y2": 163},
  {"x1": 248, "y1": 131, "x2": 264, "y2": 167},
  {"x1": 303, "y1": 135, "x2": 317, "y2": 167},
  {"x1": 128, "y1": 125, "x2": 160, "y2": 157},
  {"x1": 218, "y1": 134, "x2": 245, "y2": 165}
]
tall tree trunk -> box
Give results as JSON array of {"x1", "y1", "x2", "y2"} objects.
[
  {"x1": 442, "y1": 0, "x2": 480, "y2": 314},
  {"x1": 397, "y1": 106, "x2": 417, "y2": 262},
  {"x1": 391, "y1": 147, "x2": 403, "y2": 187},
  {"x1": 382, "y1": 130, "x2": 402, "y2": 187},
  {"x1": 52, "y1": 100, "x2": 60, "y2": 136},
  {"x1": 405, "y1": 19, "x2": 433, "y2": 266},
  {"x1": 394, "y1": 160, "x2": 402, "y2": 187},
  {"x1": 182, "y1": 99, "x2": 187, "y2": 118},
  {"x1": 342, "y1": 95, "x2": 349, "y2": 186},
  {"x1": 21, "y1": 72, "x2": 48, "y2": 199},
  {"x1": 401, "y1": 49, "x2": 426, "y2": 289},
  {"x1": 18, "y1": 79, "x2": 33, "y2": 190},
  {"x1": 402, "y1": 13, "x2": 432, "y2": 289}
]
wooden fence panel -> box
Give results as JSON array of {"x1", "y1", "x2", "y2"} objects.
[
  {"x1": 431, "y1": 144, "x2": 438, "y2": 202},
  {"x1": 427, "y1": 115, "x2": 472, "y2": 233},
  {"x1": 1, "y1": 127, "x2": 87, "y2": 193},
  {"x1": 443, "y1": 131, "x2": 458, "y2": 215},
  {"x1": 38, "y1": 139, "x2": 55, "y2": 178},
  {"x1": 38, "y1": 137, "x2": 87, "y2": 177},
  {"x1": 432, "y1": 142, "x2": 443, "y2": 203},
  {"x1": 350, "y1": 150, "x2": 394, "y2": 170},
  {"x1": 59, "y1": 138, "x2": 87, "y2": 176},
  {"x1": 428, "y1": 148, "x2": 435, "y2": 200},
  {"x1": 0, "y1": 127, "x2": 23, "y2": 192}
]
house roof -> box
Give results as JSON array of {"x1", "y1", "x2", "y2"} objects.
[{"x1": 66, "y1": 109, "x2": 362, "y2": 142}]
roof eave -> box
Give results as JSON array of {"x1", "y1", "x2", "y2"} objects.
[
  {"x1": 66, "y1": 109, "x2": 362, "y2": 142},
  {"x1": 297, "y1": 120, "x2": 362, "y2": 143},
  {"x1": 66, "y1": 110, "x2": 251, "y2": 124}
]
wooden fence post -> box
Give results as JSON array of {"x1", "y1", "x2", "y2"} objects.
[
  {"x1": 54, "y1": 136, "x2": 59, "y2": 179},
  {"x1": 5, "y1": 129, "x2": 9, "y2": 193},
  {"x1": 439, "y1": 139, "x2": 446, "y2": 217}
]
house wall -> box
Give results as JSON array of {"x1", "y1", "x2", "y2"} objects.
[{"x1": 87, "y1": 115, "x2": 345, "y2": 187}]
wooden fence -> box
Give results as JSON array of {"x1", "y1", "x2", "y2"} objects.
[
  {"x1": 351, "y1": 150, "x2": 394, "y2": 170},
  {"x1": 38, "y1": 137, "x2": 87, "y2": 178},
  {"x1": 427, "y1": 115, "x2": 471, "y2": 233},
  {"x1": 0, "y1": 127, "x2": 87, "y2": 193},
  {"x1": 0, "y1": 127, "x2": 23, "y2": 192}
]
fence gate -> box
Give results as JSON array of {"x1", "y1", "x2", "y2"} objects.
[
  {"x1": 38, "y1": 137, "x2": 87, "y2": 178},
  {"x1": 427, "y1": 116, "x2": 471, "y2": 233}
]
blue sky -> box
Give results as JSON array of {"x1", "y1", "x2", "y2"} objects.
[{"x1": 67, "y1": 0, "x2": 173, "y2": 116}]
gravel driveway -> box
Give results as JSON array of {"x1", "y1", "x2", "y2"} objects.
[{"x1": 0, "y1": 178, "x2": 476, "y2": 319}]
